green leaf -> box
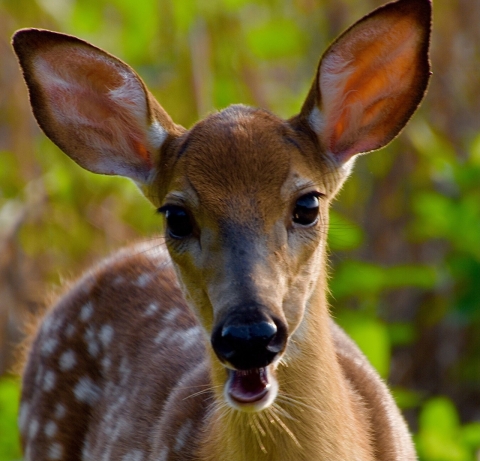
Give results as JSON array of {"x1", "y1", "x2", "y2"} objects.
[
  {"x1": 415, "y1": 397, "x2": 476, "y2": 461},
  {"x1": 331, "y1": 261, "x2": 437, "y2": 299},
  {"x1": 0, "y1": 377, "x2": 22, "y2": 460},
  {"x1": 419, "y1": 397, "x2": 460, "y2": 435},
  {"x1": 416, "y1": 429, "x2": 471, "y2": 461},
  {"x1": 461, "y1": 423, "x2": 480, "y2": 450}
]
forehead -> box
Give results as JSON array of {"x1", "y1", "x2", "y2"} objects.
[
  {"x1": 175, "y1": 105, "x2": 314, "y2": 221},
  {"x1": 185, "y1": 105, "x2": 292, "y2": 191}
]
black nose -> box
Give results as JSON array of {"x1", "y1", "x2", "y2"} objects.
[{"x1": 211, "y1": 307, "x2": 287, "y2": 370}]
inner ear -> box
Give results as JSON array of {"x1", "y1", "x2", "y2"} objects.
[
  {"x1": 13, "y1": 29, "x2": 183, "y2": 185},
  {"x1": 296, "y1": 0, "x2": 431, "y2": 164},
  {"x1": 31, "y1": 43, "x2": 158, "y2": 180}
]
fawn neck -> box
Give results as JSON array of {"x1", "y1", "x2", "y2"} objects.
[{"x1": 200, "y1": 265, "x2": 374, "y2": 461}]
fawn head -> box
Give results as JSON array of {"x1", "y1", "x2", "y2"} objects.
[{"x1": 13, "y1": 0, "x2": 431, "y2": 412}]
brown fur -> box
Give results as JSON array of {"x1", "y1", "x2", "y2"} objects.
[{"x1": 12, "y1": 0, "x2": 431, "y2": 460}]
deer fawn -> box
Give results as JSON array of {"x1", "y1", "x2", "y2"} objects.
[{"x1": 13, "y1": 0, "x2": 431, "y2": 459}]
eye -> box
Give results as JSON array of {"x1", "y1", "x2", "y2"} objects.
[
  {"x1": 158, "y1": 205, "x2": 194, "y2": 239},
  {"x1": 292, "y1": 193, "x2": 320, "y2": 227}
]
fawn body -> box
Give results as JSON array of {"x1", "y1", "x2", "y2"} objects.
[{"x1": 13, "y1": 0, "x2": 431, "y2": 459}]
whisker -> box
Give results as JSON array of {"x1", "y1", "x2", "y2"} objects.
[
  {"x1": 269, "y1": 408, "x2": 301, "y2": 448},
  {"x1": 252, "y1": 414, "x2": 267, "y2": 438},
  {"x1": 272, "y1": 402, "x2": 299, "y2": 422},
  {"x1": 276, "y1": 393, "x2": 324, "y2": 415},
  {"x1": 249, "y1": 417, "x2": 267, "y2": 454},
  {"x1": 257, "y1": 411, "x2": 276, "y2": 443},
  {"x1": 182, "y1": 387, "x2": 218, "y2": 400}
]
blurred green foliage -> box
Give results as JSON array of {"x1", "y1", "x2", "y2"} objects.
[
  {"x1": 0, "y1": 377, "x2": 21, "y2": 461},
  {"x1": 1, "y1": 0, "x2": 479, "y2": 460},
  {"x1": 416, "y1": 397, "x2": 480, "y2": 461}
]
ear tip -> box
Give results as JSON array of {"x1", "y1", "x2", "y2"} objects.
[
  {"x1": 11, "y1": 28, "x2": 31, "y2": 51},
  {"x1": 371, "y1": 0, "x2": 432, "y2": 31},
  {"x1": 12, "y1": 29, "x2": 53, "y2": 57},
  {"x1": 12, "y1": 29, "x2": 84, "y2": 59},
  {"x1": 396, "y1": 0, "x2": 433, "y2": 24},
  {"x1": 13, "y1": 28, "x2": 48, "y2": 44}
]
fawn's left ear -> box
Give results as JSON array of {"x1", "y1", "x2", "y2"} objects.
[
  {"x1": 297, "y1": 0, "x2": 432, "y2": 164},
  {"x1": 12, "y1": 29, "x2": 185, "y2": 185}
]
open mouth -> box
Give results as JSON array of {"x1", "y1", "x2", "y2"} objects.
[{"x1": 227, "y1": 367, "x2": 270, "y2": 404}]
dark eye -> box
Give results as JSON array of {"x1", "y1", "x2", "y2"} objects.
[
  {"x1": 292, "y1": 193, "x2": 320, "y2": 227},
  {"x1": 158, "y1": 205, "x2": 194, "y2": 239}
]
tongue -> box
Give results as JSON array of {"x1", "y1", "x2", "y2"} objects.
[{"x1": 228, "y1": 368, "x2": 270, "y2": 403}]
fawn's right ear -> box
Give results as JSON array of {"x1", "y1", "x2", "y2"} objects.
[{"x1": 12, "y1": 29, "x2": 184, "y2": 185}]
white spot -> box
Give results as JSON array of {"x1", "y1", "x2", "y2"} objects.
[
  {"x1": 157, "y1": 448, "x2": 169, "y2": 461},
  {"x1": 41, "y1": 338, "x2": 59, "y2": 357},
  {"x1": 82, "y1": 440, "x2": 91, "y2": 459},
  {"x1": 54, "y1": 403, "x2": 66, "y2": 419},
  {"x1": 18, "y1": 402, "x2": 30, "y2": 433},
  {"x1": 119, "y1": 358, "x2": 131, "y2": 385},
  {"x1": 181, "y1": 326, "x2": 202, "y2": 350},
  {"x1": 169, "y1": 330, "x2": 187, "y2": 344},
  {"x1": 99, "y1": 324, "x2": 114, "y2": 346},
  {"x1": 136, "y1": 273, "x2": 151, "y2": 287},
  {"x1": 34, "y1": 365, "x2": 45, "y2": 386},
  {"x1": 84, "y1": 327, "x2": 100, "y2": 357},
  {"x1": 154, "y1": 328, "x2": 171, "y2": 345},
  {"x1": 65, "y1": 324, "x2": 76, "y2": 338},
  {"x1": 164, "y1": 309, "x2": 180, "y2": 323},
  {"x1": 100, "y1": 423, "x2": 123, "y2": 460},
  {"x1": 45, "y1": 421, "x2": 58, "y2": 438},
  {"x1": 80, "y1": 302, "x2": 94, "y2": 322},
  {"x1": 74, "y1": 377, "x2": 101, "y2": 405},
  {"x1": 43, "y1": 370, "x2": 56, "y2": 391},
  {"x1": 40, "y1": 314, "x2": 55, "y2": 334},
  {"x1": 29, "y1": 419, "x2": 39, "y2": 440},
  {"x1": 144, "y1": 302, "x2": 159, "y2": 317},
  {"x1": 48, "y1": 442, "x2": 63, "y2": 460},
  {"x1": 59, "y1": 350, "x2": 77, "y2": 371},
  {"x1": 113, "y1": 275, "x2": 125, "y2": 285},
  {"x1": 100, "y1": 388, "x2": 128, "y2": 437},
  {"x1": 174, "y1": 419, "x2": 193, "y2": 452},
  {"x1": 122, "y1": 449, "x2": 144, "y2": 461},
  {"x1": 102, "y1": 356, "x2": 112, "y2": 372}
]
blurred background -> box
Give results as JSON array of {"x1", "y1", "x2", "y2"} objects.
[{"x1": 0, "y1": 0, "x2": 479, "y2": 459}]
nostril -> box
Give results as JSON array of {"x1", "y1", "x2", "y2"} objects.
[{"x1": 269, "y1": 317, "x2": 288, "y2": 352}]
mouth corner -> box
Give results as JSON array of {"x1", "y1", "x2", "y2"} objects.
[{"x1": 225, "y1": 366, "x2": 278, "y2": 411}]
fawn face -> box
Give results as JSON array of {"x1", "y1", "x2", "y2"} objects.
[{"x1": 154, "y1": 105, "x2": 347, "y2": 410}]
